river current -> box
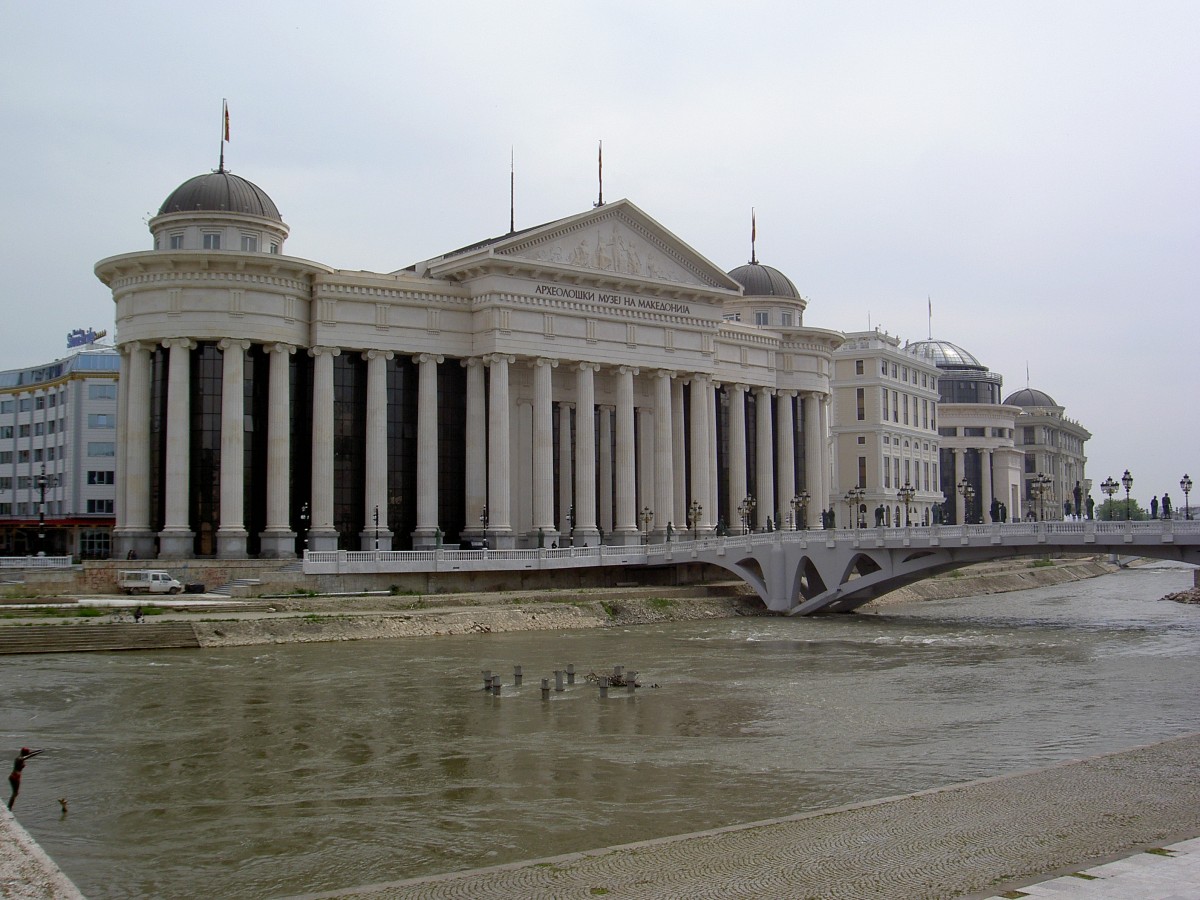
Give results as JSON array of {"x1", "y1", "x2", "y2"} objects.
[{"x1": 4, "y1": 563, "x2": 1198, "y2": 899}]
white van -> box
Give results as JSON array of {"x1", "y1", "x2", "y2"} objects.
[{"x1": 117, "y1": 570, "x2": 183, "y2": 595}]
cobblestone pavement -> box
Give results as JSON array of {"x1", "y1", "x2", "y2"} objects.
[{"x1": 286, "y1": 733, "x2": 1200, "y2": 900}]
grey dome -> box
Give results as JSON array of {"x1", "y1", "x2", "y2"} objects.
[
  {"x1": 727, "y1": 263, "x2": 800, "y2": 299},
  {"x1": 158, "y1": 171, "x2": 282, "y2": 221},
  {"x1": 1004, "y1": 387, "x2": 1059, "y2": 408},
  {"x1": 907, "y1": 339, "x2": 985, "y2": 370}
]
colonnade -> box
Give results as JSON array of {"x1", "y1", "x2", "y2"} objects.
[{"x1": 113, "y1": 341, "x2": 831, "y2": 559}]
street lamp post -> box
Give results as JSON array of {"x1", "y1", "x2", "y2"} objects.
[
  {"x1": 1100, "y1": 476, "x2": 1118, "y2": 521},
  {"x1": 956, "y1": 477, "x2": 975, "y2": 525},
  {"x1": 846, "y1": 485, "x2": 865, "y2": 528},
  {"x1": 1121, "y1": 469, "x2": 1133, "y2": 521},
  {"x1": 791, "y1": 491, "x2": 809, "y2": 530},
  {"x1": 688, "y1": 500, "x2": 702, "y2": 541},
  {"x1": 36, "y1": 464, "x2": 47, "y2": 556},
  {"x1": 640, "y1": 506, "x2": 653, "y2": 543},
  {"x1": 737, "y1": 495, "x2": 756, "y2": 535},
  {"x1": 373, "y1": 505, "x2": 379, "y2": 551},
  {"x1": 299, "y1": 501, "x2": 310, "y2": 554},
  {"x1": 567, "y1": 505, "x2": 575, "y2": 546},
  {"x1": 480, "y1": 504, "x2": 489, "y2": 548},
  {"x1": 897, "y1": 481, "x2": 915, "y2": 526},
  {"x1": 1033, "y1": 472, "x2": 1052, "y2": 522},
  {"x1": 1182, "y1": 474, "x2": 1193, "y2": 521}
]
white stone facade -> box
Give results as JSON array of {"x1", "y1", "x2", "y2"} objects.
[{"x1": 96, "y1": 172, "x2": 843, "y2": 559}]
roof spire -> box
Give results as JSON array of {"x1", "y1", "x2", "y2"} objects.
[
  {"x1": 593, "y1": 140, "x2": 604, "y2": 207},
  {"x1": 750, "y1": 207, "x2": 757, "y2": 264}
]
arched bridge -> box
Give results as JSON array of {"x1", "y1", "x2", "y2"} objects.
[{"x1": 304, "y1": 521, "x2": 1200, "y2": 615}]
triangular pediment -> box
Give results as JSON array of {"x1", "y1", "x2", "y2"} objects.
[{"x1": 422, "y1": 200, "x2": 742, "y2": 294}]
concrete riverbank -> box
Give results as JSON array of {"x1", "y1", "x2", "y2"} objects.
[{"x1": 287, "y1": 732, "x2": 1200, "y2": 899}]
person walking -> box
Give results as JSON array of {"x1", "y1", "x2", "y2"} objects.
[{"x1": 8, "y1": 747, "x2": 45, "y2": 810}]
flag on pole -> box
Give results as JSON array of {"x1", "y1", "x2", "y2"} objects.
[{"x1": 223, "y1": 100, "x2": 230, "y2": 142}]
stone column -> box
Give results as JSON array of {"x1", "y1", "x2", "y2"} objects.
[
  {"x1": 637, "y1": 406, "x2": 654, "y2": 537},
  {"x1": 981, "y1": 448, "x2": 993, "y2": 523},
  {"x1": 532, "y1": 358, "x2": 558, "y2": 545},
  {"x1": 954, "y1": 447, "x2": 966, "y2": 524},
  {"x1": 574, "y1": 362, "x2": 599, "y2": 544},
  {"x1": 803, "y1": 392, "x2": 822, "y2": 528},
  {"x1": 118, "y1": 342, "x2": 154, "y2": 558},
  {"x1": 464, "y1": 358, "x2": 487, "y2": 538},
  {"x1": 777, "y1": 391, "x2": 796, "y2": 528},
  {"x1": 727, "y1": 384, "x2": 747, "y2": 531},
  {"x1": 688, "y1": 376, "x2": 708, "y2": 534},
  {"x1": 409, "y1": 352, "x2": 441, "y2": 549},
  {"x1": 613, "y1": 366, "x2": 639, "y2": 544},
  {"x1": 217, "y1": 339, "x2": 250, "y2": 558},
  {"x1": 114, "y1": 345, "x2": 128, "y2": 536},
  {"x1": 671, "y1": 377, "x2": 686, "y2": 530},
  {"x1": 755, "y1": 387, "x2": 775, "y2": 531},
  {"x1": 486, "y1": 354, "x2": 515, "y2": 546},
  {"x1": 598, "y1": 405, "x2": 613, "y2": 536},
  {"x1": 158, "y1": 338, "x2": 195, "y2": 557},
  {"x1": 819, "y1": 394, "x2": 831, "y2": 525},
  {"x1": 357, "y1": 350, "x2": 395, "y2": 550},
  {"x1": 308, "y1": 346, "x2": 340, "y2": 550},
  {"x1": 558, "y1": 401, "x2": 574, "y2": 539},
  {"x1": 653, "y1": 371, "x2": 674, "y2": 540},
  {"x1": 708, "y1": 381, "x2": 719, "y2": 530},
  {"x1": 259, "y1": 343, "x2": 296, "y2": 557}
]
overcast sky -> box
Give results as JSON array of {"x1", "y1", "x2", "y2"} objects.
[{"x1": 3, "y1": 1, "x2": 1197, "y2": 510}]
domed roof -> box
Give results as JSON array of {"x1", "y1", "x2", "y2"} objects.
[
  {"x1": 1004, "y1": 387, "x2": 1059, "y2": 408},
  {"x1": 906, "y1": 339, "x2": 984, "y2": 370},
  {"x1": 727, "y1": 263, "x2": 800, "y2": 299},
  {"x1": 158, "y1": 170, "x2": 281, "y2": 221}
]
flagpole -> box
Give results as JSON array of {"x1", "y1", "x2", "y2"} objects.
[
  {"x1": 594, "y1": 140, "x2": 604, "y2": 208},
  {"x1": 219, "y1": 99, "x2": 226, "y2": 173},
  {"x1": 509, "y1": 147, "x2": 515, "y2": 234},
  {"x1": 750, "y1": 208, "x2": 757, "y2": 264}
]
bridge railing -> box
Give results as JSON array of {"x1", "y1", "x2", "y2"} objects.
[{"x1": 0, "y1": 555, "x2": 73, "y2": 569}]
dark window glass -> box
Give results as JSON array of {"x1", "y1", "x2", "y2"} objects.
[
  {"x1": 190, "y1": 343, "x2": 223, "y2": 555},
  {"x1": 333, "y1": 354, "x2": 366, "y2": 549}
]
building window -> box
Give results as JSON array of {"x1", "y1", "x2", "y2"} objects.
[
  {"x1": 892, "y1": 391, "x2": 899, "y2": 423},
  {"x1": 884, "y1": 458, "x2": 891, "y2": 488},
  {"x1": 964, "y1": 427, "x2": 986, "y2": 437},
  {"x1": 754, "y1": 311, "x2": 769, "y2": 326},
  {"x1": 240, "y1": 234, "x2": 258, "y2": 252},
  {"x1": 882, "y1": 388, "x2": 888, "y2": 419},
  {"x1": 781, "y1": 312, "x2": 792, "y2": 327},
  {"x1": 922, "y1": 399, "x2": 929, "y2": 429},
  {"x1": 0, "y1": 400, "x2": 11, "y2": 413},
  {"x1": 202, "y1": 232, "x2": 221, "y2": 250},
  {"x1": 881, "y1": 361, "x2": 888, "y2": 376},
  {"x1": 79, "y1": 529, "x2": 112, "y2": 559},
  {"x1": 87, "y1": 470, "x2": 116, "y2": 485},
  {"x1": 33, "y1": 449, "x2": 42, "y2": 462},
  {"x1": 18, "y1": 424, "x2": 30, "y2": 437},
  {"x1": 34, "y1": 396, "x2": 45, "y2": 410},
  {"x1": 33, "y1": 422, "x2": 44, "y2": 436},
  {"x1": 0, "y1": 452, "x2": 10, "y2": 464},
  {"x1": 87, "y1": 442, "x2": 116, "y2": 457},
  {"x1": 86, "y1": 499, "x2": 115, "y2": 514},
  {"x1": 857, "y1": 435, "x2": 866, "y2": 444},
  {"x1": 269, "y1": 242, "x2": 280, "y2": 254},
  {"x1": 938, "y1": 427, "x2": 956, "y2": 437},
  {"x1": 17, "y1": 450, "x2": 29, "y2": 463},
  {"x1": 0, "y1": 477, "x2": 9, "y2": 490},
  {"x1": 856, "y1": 388, "x2": 865, "y2": 421},
  {"x1": 169, "y1": 233, "x2": 184, "y2": 249},
  {"x1": 855, "y1": 359, "x2": 864, "y2": 376},
  {"x1": 88, "y1": 414, "x2": 115, "y2": 428},
  {"x1": 19, "y1": 398, "x2": 31, "y2": 412},
  {"x1": 89, "y1": 384, "x2": 117, "y2": 400},
  {"x1": 0, "y1": 503, "x2": 10, "y2": 515},
  {"x1": 0, "y1": 426, "x2": 10, "y2": 439},
  {"x1": 902, "y1": 394, "x2": 909, "y2": 425}
]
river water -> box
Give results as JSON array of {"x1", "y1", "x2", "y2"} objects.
[{"x1": 4, "y1": 563, "x2": 1199, "y2": 899}]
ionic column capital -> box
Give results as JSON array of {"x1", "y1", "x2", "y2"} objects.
[
  {"x1": 461, "y1": 356, "x2": 485, "y2": 370},
  {"x1": 362, "y1": 349, "x2": 395, "y2": 362},
  {"x1": 161, "y1": 338, "x2": 196, "y2": 351},
  {"x1": 484, "y1": 354, "x2": 516, "y2": 367},
  {"x1": 218, "y1": 338, "x2": 252, "y2": 352},
  {"x1": 267, "y1": 342, "x2": 296, "y2": 356},
  {"x1": 575, "y1": 361, "x2": 600, "y2": 374},
  {"x1": 654, "y1": 369, "x2": 676, "y2": 381},
  {"x1": 411, "y1": 352, "x2": 440, "y2": 365},
  {"x1": 532, "y1": 357, "x2": 559, "y2": 369},
  {"x1": 308, "y1": 345, "x2": 341, "y2": 359},
  {"x1": 617, "y1": 365, "x2": 640, "y2": 377},
  {"x1": 755, "y1": 385, "x2": 775, "y2": 398}
]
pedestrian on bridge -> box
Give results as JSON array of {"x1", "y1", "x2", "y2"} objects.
[{"x1": 1162, "y1": 494, "x2": 1173, "y2": 519}]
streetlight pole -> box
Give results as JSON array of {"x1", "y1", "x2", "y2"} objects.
[
  {"x1": 737, "y1": 495, "x2": 755, "y2": 535},
  {"x1": 897, "y1": 481, "x2": 915, "y2": 527},
  {"x1": 957, "y1": 477, "x2": 974, "y2": 525},
  {"x1": 1121, "y1": 469, "x2": 1133, "y2": 521},
  {"x1": 847, "y1": 485, "x2": 865, "y2": 528},
  {"x1": 299, "y1": 502, "x2": 310, "y2": 554},
  {"x1": 1182, "y1": 474, "x2": 1193, "y2": 521},
  {"x1": 36, "y1": 464, "x2": 47, "y2": 556},
  {"x1": 373, "y1": 504, "x2": 379, "y2": 551},
  {"x1": 640, "y1": 506, "x2": 653, "y2": 543},
  {"x1": 1033, "y1": 472, "x2": 1052, "y2": 522},
  {"x1": 688, "y1": 500, "x2": 702, "y2": 541},
  {"x1": 1100, "y1": 476, "x2": 1118, "y2": 521}
]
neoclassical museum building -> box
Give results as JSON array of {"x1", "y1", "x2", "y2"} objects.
[{"x1": 95, "y1": 168, "x2": 845, "y2": 558}]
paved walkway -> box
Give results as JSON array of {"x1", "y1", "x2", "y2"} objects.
[{"x1": 288, "y1": 733, "x2": 1200, "y2": 900}]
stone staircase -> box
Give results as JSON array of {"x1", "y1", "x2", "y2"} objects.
[
  {"x1": 0, "y1": 622, "x2": 201, "y2": 655},
  {"x1": 209, "y1": 577, "x2": 262, "y2": 597}
]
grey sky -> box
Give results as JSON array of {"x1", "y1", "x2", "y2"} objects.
[{"x1": 3, "y1": 1, "x2": 1196, "y2": 510}]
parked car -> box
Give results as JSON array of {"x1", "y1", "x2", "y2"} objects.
[{"x1": 116, "y1": 570, "x2": 183, "y2": 595}]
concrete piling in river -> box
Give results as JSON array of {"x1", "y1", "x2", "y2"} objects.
[
  {"x1": 554, "y1": 670, "x2": 565, "y2": 692},
  {"x1": 514, "y1": 665, "x2": 523, "y2": 685},
  {"x1": 481, "y1": 670, "x2": 492, "y2": 691},
  {"x1": 566, "y1": 664, "x2": 576, "y2": 684},
  {"x1": 491, "y1": 674, "x2": 502, "y2": 696},
  {"x1": 541, "y1": 678, "x2": 550, "y2": 700}
]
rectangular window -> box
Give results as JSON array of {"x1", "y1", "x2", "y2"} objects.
[
  {"x1": 32, "y1": 449, "x2": 42, "y2": 462},
  {"x1": 894, "y1": 458, "x2": 900, "y2": 489},
  {"x1": 46, "y1": 447, "x2": 55, "y2": 461},
  {"x1": 88, "y1": 383, "x2": 117, "y2": 400},
  {"x1": 0, "y1": 426, "x2": 10, "y2": 439},
  {"x1": 938, "y1": 426, "x2": 957, "y2": 437},
  {"x1": 781, "y1": 312, "x2": 792, "y2": 327},
  {"x1": 1025, "y1": 455, "x2": 1036, "y2": 473},
  {"x1": 17, "y1": 450, "x2": 28, "y2": 463},
  {"x1": 202, "y1": 232, "x2": 221, "y2": 250},
  {"x1": 47, "y1": 420, "x2": 55, "y2": 434},
  {"x1": 269, "y1": 242, "x2": 280, "y2": 254},
  {"x1": 881, "y1": 361, "x2": 888, "y2": 376},
  {"x1": 855, "y1": 359, "x2": 864, "y2": 376},
  {"x1": 922, "y1": 399, "x2": 929, "y2": 429},
  {"x1": 18, "y1": 424, "x2": 30, "y2": 437},
  {"x1": 892, "y1": 391, "x2": 899, "y2": 423},
  {"x1": 902, "y1": 394, "x2": 909, "y2": 425},
  {"x1": 904, "y1": 458, "x2": 911, "y2": 485},
  {"x1": 0, "y1": 477, "x2": 10, "y2": 490},
  {"x1": 858, "y1": 456, "x2": 867, "y2": 488},
  {"x1": 891, "y1": 363, "x2": 898, "y2": 378},
  {"x1": 88, "y1": 414, "x2": 115, "y2": 428},
  {"x1": 754, "y1": 311, "x2": 769, "y2": 326},
  {"x1": 169, "y1": 233, "x2": 184, "y2": 249},
  {"x1": 1023, "y1": 427, "x2": 1035, "y2": 444},
  {"x1": 86, "y1": 498, "x2": 115, "y2": 514},
  {"x1": 902, "y1": 366, "x2": 909, "y2": 382},
  {"x1": 19, "y1": 398, "x2": 31, "y2": 412},
  {"x1": 0, "y1": 503, "x2": 10, "y2": 515},
  {"x1": 87, "y1": 470, "x2": 116, "y2": 485},
  {"x1": 857, "y1": 435, "x2": 866, "y2": 444},
  {"x1": 882, "y1": 388, "x2": 888, "y2": 419},
  {"x1": 856, "y1": 387, "x2": 865, "y2": 421},
  {"x1": 0, "y1": 451, "x2": 11, "y2": 464},
  {"x1": 964, "y1": 427, "x2": 986, "y2": 437},
  {"x1": 240, "y1": 234, "x2": 258, "y2": 252},
  {"x1": 884, "y1": 457, "x2": 891, "y2": 488},
  {"x1": 33, "y1": 422, "x2": 44, "y2": 436},
  {"x1": 87, "y1": 441, "x2": 116, "y2": 457}
]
